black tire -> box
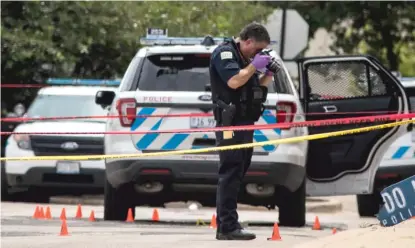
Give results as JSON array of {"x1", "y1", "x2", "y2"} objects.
[
  {"x1": 25, "y1": 187, "x2": 50, "y2": 203},
  {"x1": 199, "y1": 199, "x2": 216, "y2": 208},
  {"x1": 356, "y1": 193, "x2": 381, "y2": 217},
  {"x1": 103, "y1": 177, "x2": 136, "y2": 221},
  {"x1": 278, "y1": 181, "x2": 306, "y2": 227},
  {"x1": 1, "y1": 162, "x2": 10, "y2": 201}
]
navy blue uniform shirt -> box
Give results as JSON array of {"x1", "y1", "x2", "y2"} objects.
[
  {"x1": 210, "y1": 42, "x2": 243, "y2": 85},
  {"x1": 209, "y1": 39, "x2": 259, "y2": 125}
]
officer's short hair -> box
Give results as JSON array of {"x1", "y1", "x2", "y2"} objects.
[{"x1": 239, "y1": 22, "x2": 270, "y2": 44}]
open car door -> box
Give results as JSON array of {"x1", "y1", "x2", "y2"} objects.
[{"x1": 297, "y1": 55, "x2": 412, "y2": 196}]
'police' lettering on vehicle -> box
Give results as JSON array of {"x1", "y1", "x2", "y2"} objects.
[{"x1": 143, "y1": 96, "x2": 173, "y2": 103}]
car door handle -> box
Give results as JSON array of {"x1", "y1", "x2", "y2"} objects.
[{"x1": 323, "y1": 105, "x2": 338, "y2": 113}]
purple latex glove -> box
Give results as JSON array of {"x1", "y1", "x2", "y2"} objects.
[{"x1": 251, "y1": 53, "x2": 271, "y2": 70}]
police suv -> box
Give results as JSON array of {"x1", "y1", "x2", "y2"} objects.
[
  {"x1": 95, "y1": 31, "x2": 412, "y2": 226},
  {"x1": 5, "y1": 79, "x2": 118, "y2": 201},
  {"x1": 357, "y1": 77, "x2": 415, "y2": 217}
]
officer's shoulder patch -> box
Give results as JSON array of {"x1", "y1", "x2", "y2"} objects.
[{"x1": 220, "y1": 51, "x2": 233, "y2": 60}]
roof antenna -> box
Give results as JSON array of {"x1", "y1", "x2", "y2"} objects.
[{"x1": 201, "y1": 35, "x2": 215, "y2": 46}]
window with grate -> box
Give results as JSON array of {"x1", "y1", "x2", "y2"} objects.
[{"x1": 306, "y1": 61, "x2": 390, "y2": 101}]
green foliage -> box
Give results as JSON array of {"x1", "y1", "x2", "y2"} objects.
[
  {"x1": 2, "y1": 1, "x2": 413, "y2": 108},
  {"x1": 1, "y1": 1, "x2": 272, "y2": 107},
  {"x1": 263, "y1": 1, "x2": 415, "y2": 75}
]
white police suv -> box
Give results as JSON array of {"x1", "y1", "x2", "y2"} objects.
[
  {"x1": 95, "y1": 30, "x2": 412, "y2": 226},
  {"x1": 357, "y1": 77, "x2": 415, "y2": 217},
  {"x1": 5, "y1": 78, "x2": 118, "y2": 202}
]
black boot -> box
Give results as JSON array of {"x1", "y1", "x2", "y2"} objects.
[{"x1": 216, "y1": 228, "x2": 256, "y2": 240}]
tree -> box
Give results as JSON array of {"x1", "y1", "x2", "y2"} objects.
[
  {"x1": 262, "y1": 1, "x2": 415, "y2": 75},
  {"x1": 1, "y1": 1, "x2": 273, "y2": 108}
]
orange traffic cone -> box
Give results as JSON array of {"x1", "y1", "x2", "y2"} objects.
[
  {"x1": 88, "y1": 210, "x2": 96, "y2": 222},
  {"x1": 75, "y1": 204, "x2": 82, "y2": 219},
  {"x1": 59, "y1": 220, "x2": 69, "y2": 236},
  {"x1": 38, "y1": 207, "x2": 45, "y2": 219},
  {"x1": 45, "y1": 206, "x2": 52, "y2": 219},
  {"x1": 209, "y1": 214, "x2": 217, "y2": 229},
  {"x1": 60, "y1": 208, "x2": 67, "y2": 220},
  {"x1": 33, "y1": 206, "x2": 40, "y2": 219},
  {"x1": 332, "y1": 228, "x2": 337, "y2": 234},
  {"x1": 126, "y1": 208, "x2": 134, "y2": 222},
  {"x1": 152, "y1": 208, "x2": 159, "y2": 222},
  {"x1": 312, "y1": 216, "x2": 321, "y2": 230},
  {"x1": 267, "y1": 222, "x2": 282, "y2": 241}
]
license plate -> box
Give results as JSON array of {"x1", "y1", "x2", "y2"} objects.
[
  {"x1": 56, "y1": 161, "x2": 80, "y2": 174},
  {"x1": 189, "y1": 117, "x2": 216, "y2": 128}
]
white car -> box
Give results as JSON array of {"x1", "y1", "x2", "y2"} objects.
[
  {"x1": 357, "y1": 77, "x2": 415, "y2": 217},
  {"x1": 95, "y1": 33, "x2": 412, "y2": 227},
  {"x1": 5, "y1": 79, "x2": 117, "y2": 202}
]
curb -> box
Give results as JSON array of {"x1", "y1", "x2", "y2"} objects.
[{"x1": 50, "y1": 196, "x2": 343, "y2": 214}]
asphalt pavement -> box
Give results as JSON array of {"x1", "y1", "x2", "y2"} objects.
[{"x1": 0, "y1": 197, "x2": 380, "y2": 248}]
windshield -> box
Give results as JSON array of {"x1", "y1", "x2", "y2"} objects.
[{"x1": 26, "y1": 94, "x2": 108, "y2": 122}]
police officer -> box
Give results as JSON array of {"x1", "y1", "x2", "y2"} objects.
[{"x1": 209, "y1": 22, "x2": 274, "y2": 240}]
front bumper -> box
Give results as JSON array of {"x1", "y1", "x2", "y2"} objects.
[
  {"x1": 6, "y1": 167, "x2": 105, "y2": 190},
  {"x1": 105, "y1": 159, "x2": 305, "y2": 193}
]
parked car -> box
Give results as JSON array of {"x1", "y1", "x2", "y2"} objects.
[
  {"x1": 356, "y1": 77, "x2": 415, "y2": 217},
  {"x1": 4, "y1": 79, "x2": 118, "y2": 202}
]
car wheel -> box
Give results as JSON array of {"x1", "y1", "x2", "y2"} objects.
[
  {"x1": 1, "y1": 162, "x2": 10, "y2": 201},
  {"x1": 278, "y1": 181, "x2": 306, "y2": 227},
  {"x1": 26, "y1": 187, "x2": 50, "y2": 203},
  {"x1": 199, "y1": 199, "x2": 216, "y2": 208},
  {"x1": 356, "y1": 193, "x2": 381, "y2": 217},
  {"x1": 104, "y1": 176, "x2": 135, "y2": 221}
]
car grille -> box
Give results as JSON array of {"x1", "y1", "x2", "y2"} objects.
[{"x1": 30, "y1": 135, "x2": 104, "y2": 156}]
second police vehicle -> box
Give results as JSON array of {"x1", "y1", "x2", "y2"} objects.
[
  {"x1": 4, "y1": 79, "x2": 119, "y2": 201},
  {"x1": 95, "y1": 28, "x2": 412, "y2": 226},
  {"x1": 357, "y1": 76, "x2": 415, "y2": 217}
]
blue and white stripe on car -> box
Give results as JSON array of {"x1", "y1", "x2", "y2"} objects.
[
  {"x1": 130, "y1": 107, "x2": 281, "y2": 152},
  {"x1": 390, "y1": 146, "x2": 415, "y2": 159}
]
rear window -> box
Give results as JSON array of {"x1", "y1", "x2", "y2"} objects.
[
  {"x1": 404, "y1": 87, "x2": 415, "y2": 110},
  {"x1": 137, "y1": 53, "x2": 211, "y2": 92},
  {"x1": 137, "y1": 53, "x2": 278, "y2": 93}
]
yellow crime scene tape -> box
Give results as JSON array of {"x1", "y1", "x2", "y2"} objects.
[{"x1": 1, "y1": 119, "x2": 413, "y2": 162}]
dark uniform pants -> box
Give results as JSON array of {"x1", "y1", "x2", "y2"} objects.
[{"x1": 215, "y1": 122, "x2": 254, "y2": 233}]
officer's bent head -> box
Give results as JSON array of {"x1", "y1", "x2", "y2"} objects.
[{"x1": 238, "y1": 22, "x2": 271, "y2": 59}]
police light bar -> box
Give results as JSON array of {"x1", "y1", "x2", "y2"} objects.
[
  {"x1": 140, "y1": 36, "x2": 227, "y2": 46},
  {"x1": 400, "y1": 77, "x2": 415, "y2": 82},
  {"x1": 399, "y1": 77, "x2": 415, "y2": 89},
  {"x1": 141, "y1": 27, "x2": 278, "y2": 46},
  {"x1": 140, "y1": 36, "x2": 278, "y2": 46},
  {"x1": 46, "y1": 78, "x2": 121, "y2": 86}
]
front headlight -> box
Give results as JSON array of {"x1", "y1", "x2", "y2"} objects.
[{"x1": 13, "y1": 134, "x2": 32, "y2": 150}]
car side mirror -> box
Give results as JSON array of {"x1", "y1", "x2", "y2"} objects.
[
  {"x1": 205, "y1": 84, "x2": 211, "y2": 92},
  {"x1": 95, "y1": 90, "x2": 116, "y2": 107}
]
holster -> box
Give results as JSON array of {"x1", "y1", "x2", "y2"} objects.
[
  {"x1": 214, "y1": 99, "x2": 236, "y2": 127},
  {"x1": 213, "y1": 106, "x2": 222, "y2": 124}
]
